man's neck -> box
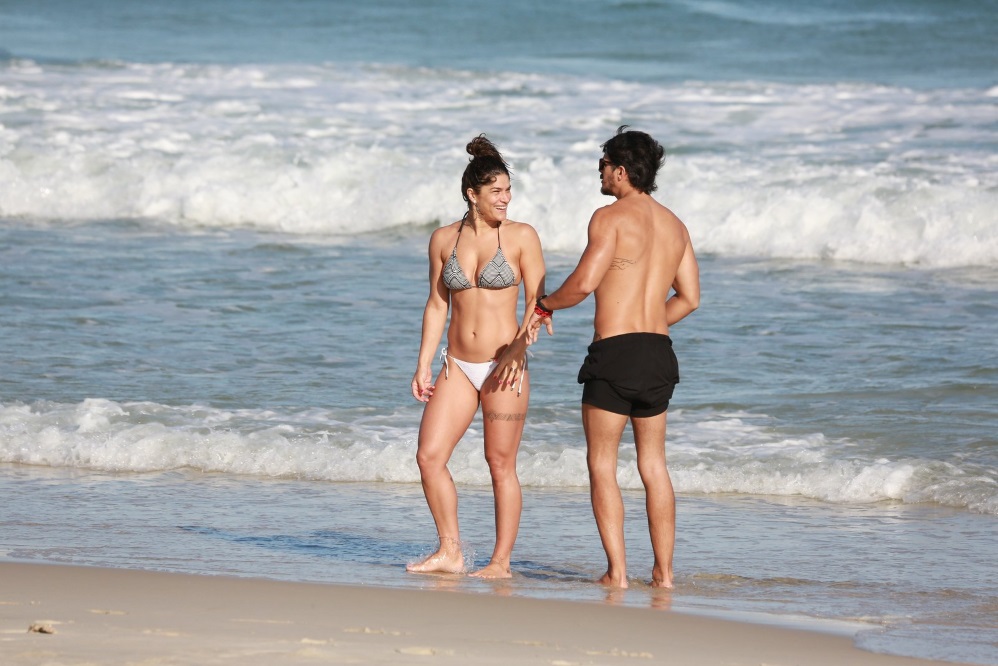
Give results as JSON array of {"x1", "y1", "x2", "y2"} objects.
[{"x1": 613, "y1": 183, "x2": 644, "y2": 201}]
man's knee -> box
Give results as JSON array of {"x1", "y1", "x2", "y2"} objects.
[
  {"x1": 587, "y1": 454, "x2": 619, "y2": 482},
  {"x1": 638, "y1": 454, "x2": 667, "y2": 479}
]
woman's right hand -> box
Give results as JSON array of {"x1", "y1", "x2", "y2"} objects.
[{"x1": 411, "y1": 366, "x2": 435, "y2": 402}]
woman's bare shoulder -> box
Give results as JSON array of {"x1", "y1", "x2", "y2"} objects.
[
  {"x1": 503, "y1": 219, "x2": 540, "y2": 241},
  {"x1": 429, "y1": 220, "x2": 464, "y2": 245}
]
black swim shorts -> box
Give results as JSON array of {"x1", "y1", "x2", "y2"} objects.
[{"x1": 577, "y1": 332, "x2": 679, "y2": 418}]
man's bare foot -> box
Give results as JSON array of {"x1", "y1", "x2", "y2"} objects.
[
  {"x1": 651, "y1": 565, "x2": 673, "y2": 589},
  {"x1": 597, "y1": 570, "x2": 628, "y2": 588},
  {"x1": 469, "y1": 560, "x2": 511, "y2": 579},
  {"x1": 406, "y1": 541, "x2": 465, "y2": 574}
]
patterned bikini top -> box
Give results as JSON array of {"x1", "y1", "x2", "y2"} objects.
[{"x1": 442, "y1": 222, "x2": 517, "y2": 291}]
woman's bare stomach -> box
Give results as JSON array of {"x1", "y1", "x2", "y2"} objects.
[
  {"x1": 446, "y1": 290, "x2": 521, "y2": 361},
  {"x1": 446, "y1": 320, "x2": 519, "y2": 362}
]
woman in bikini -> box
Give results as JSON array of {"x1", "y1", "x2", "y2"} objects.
[{"x1": 409, "y1": 135, "x2": 545, "y2": 579}]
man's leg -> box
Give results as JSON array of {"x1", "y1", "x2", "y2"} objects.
[
  {"x1": 582, "y1": 404, "x2": 630, "y2": 587},
  {"x1": 632, "y1": 412, "x2": 675, "y2": 588}
]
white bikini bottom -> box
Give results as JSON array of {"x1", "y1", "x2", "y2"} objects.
[{"x1": 441, "y1": 347, "x2": 527, "y2": 395}]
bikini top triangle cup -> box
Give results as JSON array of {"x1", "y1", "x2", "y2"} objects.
[{"x1": 442, "y1": 222, "x2": 517, "y2": 291}]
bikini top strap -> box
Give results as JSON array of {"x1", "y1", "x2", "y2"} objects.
[{"x1": 453, "y1": 214, "x2": 469, "y2": 250}]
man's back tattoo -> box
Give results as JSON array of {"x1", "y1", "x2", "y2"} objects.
[{"x1": 610, "y1": 257, "x2": 635, "y2": 270}]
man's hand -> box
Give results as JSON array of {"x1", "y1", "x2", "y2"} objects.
[{"x1": 527, "y1": 311, "x2": 554, "y2": 344}]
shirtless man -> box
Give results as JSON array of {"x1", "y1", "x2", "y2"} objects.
[{"x1": 523, "y1": 126, "x2": 700, "y2": 588}]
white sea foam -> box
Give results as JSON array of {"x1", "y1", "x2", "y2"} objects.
[
  {"x1": 3, "y1": 399, "x2": 995, "y2": 515},
  {"x1": 1, "y1": 60, "x2": 995, "y2": 267}
]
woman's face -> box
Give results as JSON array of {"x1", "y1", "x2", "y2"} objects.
[{"x1": 469, "y1": 173, "x2": 511, "y2": 222}]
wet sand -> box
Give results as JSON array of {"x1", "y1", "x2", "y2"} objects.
[{"x1": 0, "y1": 561, "x2": 954, "y2": 665}]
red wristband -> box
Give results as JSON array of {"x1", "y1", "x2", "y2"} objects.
[{"x1": 534, "y1": 304, "x2": 553, "y2": 317}]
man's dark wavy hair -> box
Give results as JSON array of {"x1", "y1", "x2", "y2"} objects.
[{"x1": 600, "y1": 125, "x2": 666, "y2": 194}]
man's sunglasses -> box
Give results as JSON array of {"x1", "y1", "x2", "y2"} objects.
[{"x1": 598, "y1": 157, "x2": 613, "y2": 171}]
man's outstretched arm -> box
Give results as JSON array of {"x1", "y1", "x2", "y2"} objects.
[
  {"x1": 541, "y1": 210, "x2": 617, "y2": 311},
  {"x1": 528, "y1": 210, "x2": 617, "y2": 337}
]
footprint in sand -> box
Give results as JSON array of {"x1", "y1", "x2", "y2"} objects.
[
  {"x1": 343, "y1": 626, "x2": 406, "y2": 636},
  {"x1": 230, "y1": 618, "x2": 293, "y2": 625},
  {"x1": 583, "y1": 648, "x2": 653, "y2": 659},
  {"x1": 141, "y1": 629, "x2": 183, "y2": 637},
  {"x1": 396, "y1": 646, "x2": 456, "y2": 656}
]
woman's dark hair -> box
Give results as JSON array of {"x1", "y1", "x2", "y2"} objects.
[
  {"x1": 461, "y1": 135, "x2": 510, "y2": 205},
  {"x1": 600, "y1": 125, "x2": 666, "y2": 194}
]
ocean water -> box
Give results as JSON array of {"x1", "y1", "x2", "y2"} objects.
[{"x1": 1, "y1": 1, "x2": 996, "y2": 664}]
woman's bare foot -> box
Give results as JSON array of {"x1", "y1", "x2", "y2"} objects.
[
  {"x1": 469, "y1": 559, "x2": 511, "y2": 579},
  {"x1": 406, "y1": 538, "x2": 465, "y2": 574}
]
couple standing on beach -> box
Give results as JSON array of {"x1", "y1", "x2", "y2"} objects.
[{"x1": 409, "y1": 127, "x2": 701, "y2": 588}]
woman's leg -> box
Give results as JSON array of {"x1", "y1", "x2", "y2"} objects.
[
  {"x1": 470, "y1": 372, "x2": 529, "y2": 578},
  {"x1": 407, "y1": 364, "x2": 480, "y2": 574}
]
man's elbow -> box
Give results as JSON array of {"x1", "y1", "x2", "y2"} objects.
[
  {"x1": 670, "y1": 291, "x2": 699, "y2": 319},
  {"x1": 687, "y1": 292, "x2": 701, "y2": 312},
  {"x1": 576, "y1": 282, "x2": 598, "y2": 299},
  {"x1": 566, "y1": 275, "x2": 597, "y2": 300}
]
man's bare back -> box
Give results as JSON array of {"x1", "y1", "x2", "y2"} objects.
[
  {"x1": 589, "y1": 193, "x2": 693, "y2": 340},
  {"x1": 524, "y1": 127, "x2": 700, "y2": 589}
]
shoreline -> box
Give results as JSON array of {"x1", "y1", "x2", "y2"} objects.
[{"x1": 0, "y1": 561, "x2": 955, "y2": 665}]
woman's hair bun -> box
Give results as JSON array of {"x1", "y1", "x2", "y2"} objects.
[
  {"x1": 467, "y1": 134, "x2": 502, "y2": 160},
  {"x1": 460, "y1": 134, "x2": 510, "y2": 203}
]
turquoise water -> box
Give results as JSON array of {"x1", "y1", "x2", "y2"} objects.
[
  {"x1": 1, "y1": 1, "x2": 996, "y2": 663},
  {"x1": 3, "y1": 0, "x2": 995, "y2": 87}
]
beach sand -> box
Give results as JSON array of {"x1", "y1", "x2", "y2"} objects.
[{"x1": 0, "y1": 562, "x2": 951, "y2": 665}]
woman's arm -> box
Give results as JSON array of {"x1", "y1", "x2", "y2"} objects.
[
  {"x1": 412, "y1": 230, "x2": 450, "y2": 402},
  {"x1": 493, "y1": 224, "x2": 545, "y2": 387}
]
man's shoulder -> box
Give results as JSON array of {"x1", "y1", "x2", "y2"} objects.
[
  {"x1": 591, "y1": 194, "x2": 651, "y2": 227},
  {"x1": 591, "y1": 200, "x2": 627, "y2": 224},
  {"x1": 654, "y1": 202, "x2": 690, "y2": 238}
]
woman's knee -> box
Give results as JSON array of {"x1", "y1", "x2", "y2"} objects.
[
  {"x1": 416, "y1": 446, "x2": 448, "y2": 474},
  {"x1": 484, "y1": 448, "x2": 519, "y2": 479}
]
